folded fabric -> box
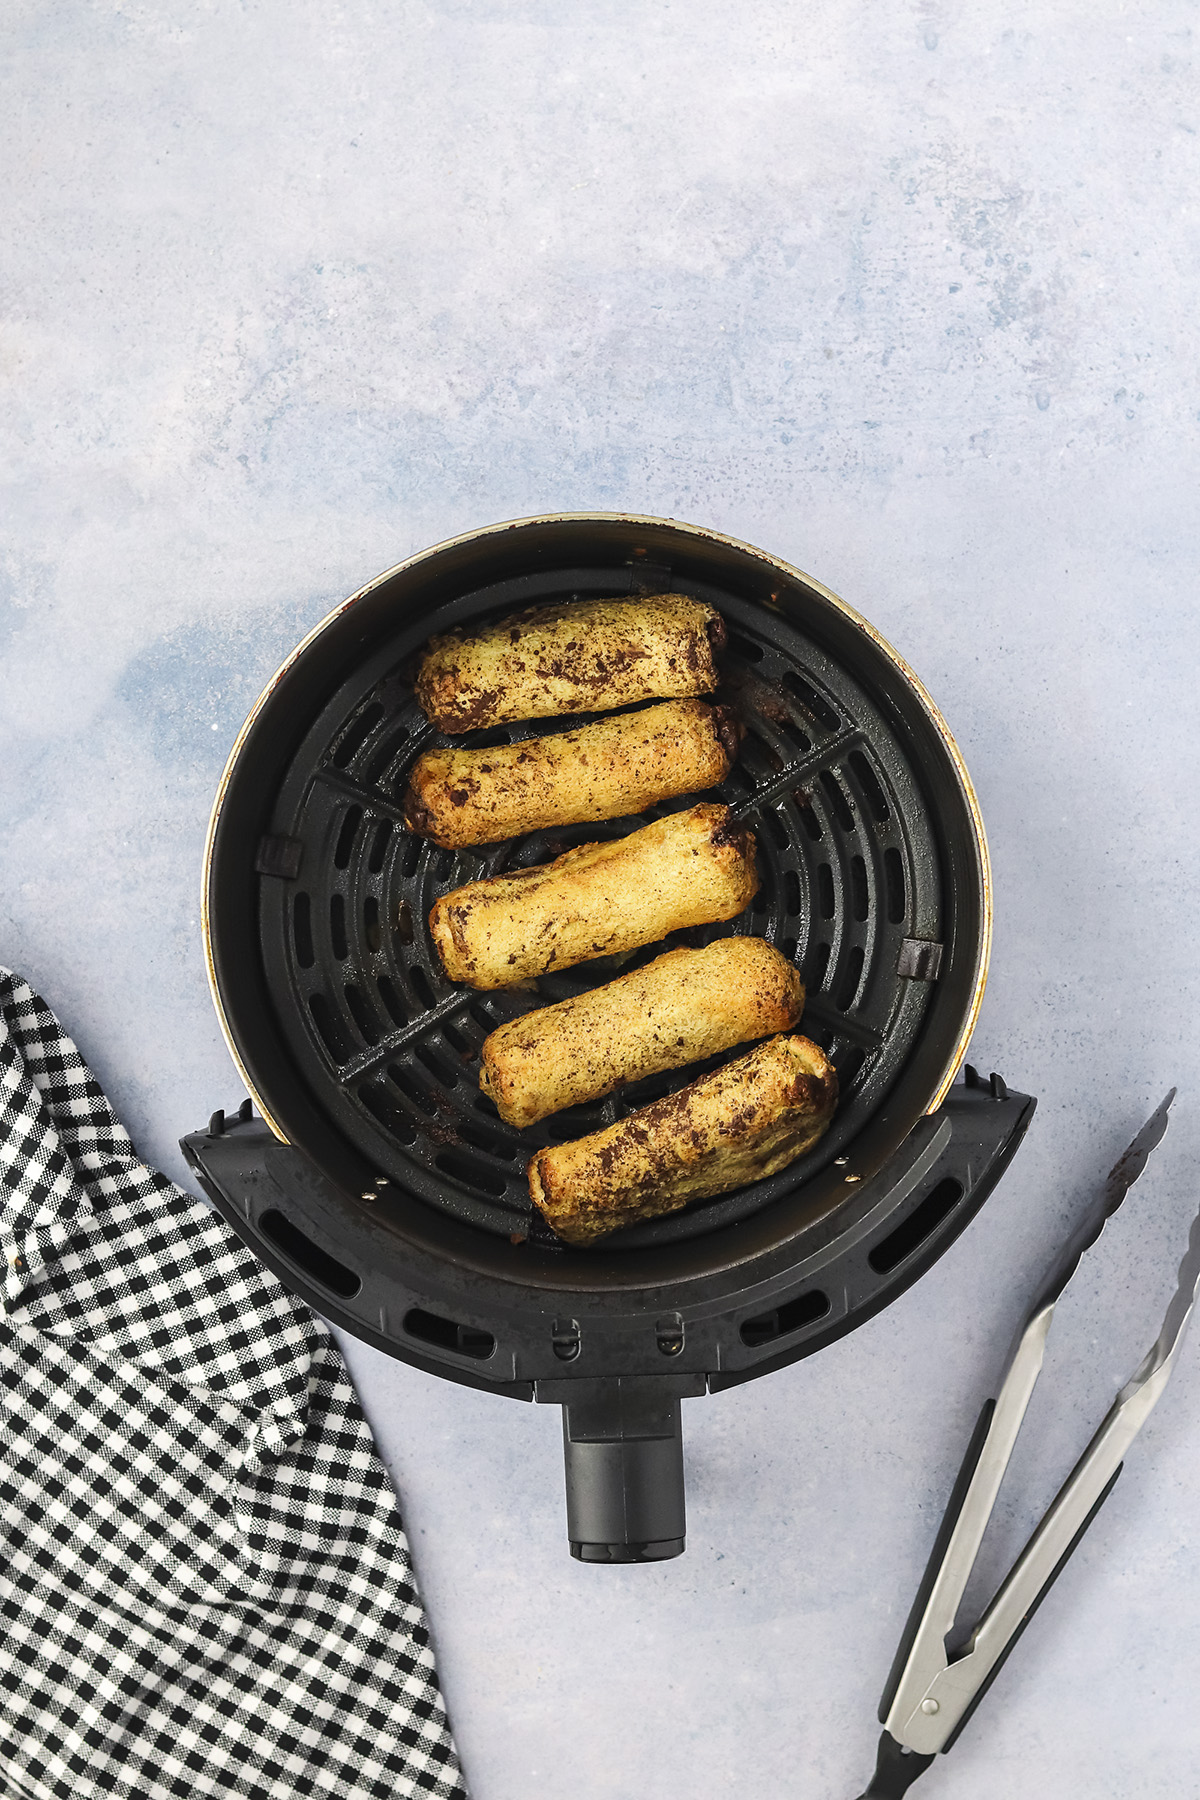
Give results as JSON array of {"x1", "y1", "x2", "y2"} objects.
[{"x1": 0, "y1": 969, "x2": 468, "y2": 1800}]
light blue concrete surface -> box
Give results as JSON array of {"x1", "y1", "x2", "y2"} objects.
[{"x1": 3, "y1": 4, "x2": 1199, "y2": 1795}]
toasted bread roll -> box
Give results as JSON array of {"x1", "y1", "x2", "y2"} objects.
[
  {"x1": 428, "y1": 803, "x2": 758, "y2": 989},
  {"x1": 480, "y1": 938, "x2": 803, "y2": 1127},
  {"x1": 528, "y1": 1035, "x2": 838, "y2": 1245},
  {"x1": 403, "y1": 700, "x2": 741, "y2": 848},
  {"x1": 414, "y1": 595, "x2": 725, "y2": 734}
]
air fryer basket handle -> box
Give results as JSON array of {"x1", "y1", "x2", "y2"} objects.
[{"x1": 559, "y1": 1384, "x2": 689, "y2": 1563}]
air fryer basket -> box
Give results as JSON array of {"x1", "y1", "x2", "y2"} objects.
[{"x1": 186, "y1": 515, "x2": 1031, "y2": 1561}]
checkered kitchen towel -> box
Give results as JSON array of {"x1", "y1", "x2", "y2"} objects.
[{"x1": 0, "y1": 969, "x2": 467, "y2": 1800}]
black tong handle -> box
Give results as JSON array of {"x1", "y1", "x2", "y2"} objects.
[{"x1": 855, "y1": 1731, "x2": 936, "y2": 1798}]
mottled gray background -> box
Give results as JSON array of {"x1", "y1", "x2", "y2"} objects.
[{"x1": 4, "y1": 3, "x2": 1199, "y2": 1795}]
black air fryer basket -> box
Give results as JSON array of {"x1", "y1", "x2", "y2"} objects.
[{"x1": 183, "y1": 514, "x2": 1034, "y2": 1561}]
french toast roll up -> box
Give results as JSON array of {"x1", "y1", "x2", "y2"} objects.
[
  {"x1": 480, "y1": 937, "x2": 803, "y2": 1127},
  {"x1": 414, "y1": 595, "x2": 725, "y2": 733},
  {"x1": 527, "y1": 1035, "x2": 838, "y2": 1246},
  {"x1": 402, "y1": 700, "x2": 741, "y2": 848},
  {"x1": 427, "y1": 803, "x2": 758, "y2": 989}
]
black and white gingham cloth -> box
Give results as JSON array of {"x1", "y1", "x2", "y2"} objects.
[{"x1": 0, "y1": 969, "x2": 468, "y2": 1800}]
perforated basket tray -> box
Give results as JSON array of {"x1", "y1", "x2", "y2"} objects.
[{"x1": 254, "y1": 575, "x2": 945, "y2": 1252}]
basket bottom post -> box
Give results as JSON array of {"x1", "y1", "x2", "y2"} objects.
[{"x1": 553, "y1": 1376, "x2": 704, "y2": 1562}]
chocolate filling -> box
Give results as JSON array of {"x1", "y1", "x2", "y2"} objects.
[
  {"x1": 709, "y1": 809, "x2": 752, "y2": 855},
  {"x1": 402, "y1": 790, "x2": 433, "y2": 836},
  {"x1": 705, "y1": 610, "x2": 728, "y2": 655},
  {"x1": 710, "y1": 703, "x2": 744, "y2": 763}
]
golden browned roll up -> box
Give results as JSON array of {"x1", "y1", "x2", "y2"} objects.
[
  {"x1": 402, "y1": 700, "x2": 741, "y2": 848},
  {"x1": 528, "y1": 1034, "x2": 838, "y2": 1246},
  {"x1": 414, "y1": 595, "x2": 725, "y2": 733},
  {"x1": 480, "y1": 937, "x2": 803, "y2": 1127},
  {"x1": 427, "y1": 803, "x2": 758, "y2": 989}
]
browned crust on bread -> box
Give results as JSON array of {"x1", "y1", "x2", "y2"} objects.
[
  {"x1": 401, "y1": 699, "x2": 736, "y2": 848},
  {"x1": 414, "y1": 595, "x2": 724, "y2": 733},
  {"x1": 427, "y1": 804, "x2": 759, "y2": 989},
  {"x1": 527, "y1": 1034, "x2": 838, "y2": 1245},
  {"x1": 479, "y1": 937, "x2": 803, "y2": 1126}
]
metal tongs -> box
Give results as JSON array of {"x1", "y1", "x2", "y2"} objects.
[{"x1": 855, "y1": 1089, "x2": 1199, "y2": 1796}]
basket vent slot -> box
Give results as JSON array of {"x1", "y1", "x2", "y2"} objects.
[
  {"x1": 388, "y1": 1063, "x2": 439, "y2": 1117},
  {"x1": 332, "y1": 703, "x2": 384, "y2": 769},
  {"x1": 850, "y1": 749, "x2": 890, "y2": 821},
  {"x1": 410, "y1": 965, "x2": 436, "y2": 1011},
  {"x1": 820, "y1": 769, "x2": 855, "y2": 832},
  {"x1": 365, "y1": 724, "x2": 410, "y2": 785},
  {"x1": 330, "y1": 892, "x2": 348, "y2": 960},
  {"x1": 260, "y1": 1210, "x2": 361, "y2": 1297},
  {"x1": 359, "y1": 1081, "x2": 417, "y2": 1144},
  {"x1": 458, "y1": 1119, "x2": 516, "y2": 1160},
  {"x1": 726, "y1": 631, "x2": 764, "y2": 663},
  {"x1": 404, "y1": 1307, "x2": 496, "y2": 1360},
  {"x1": 850, "y1": 855, "x2": 869, "y2": 921},
  {"x1": 740, "y1": 1288, "x2": 830, "y2": 1347},
  {"x1": 368, "y1": 819, "x2": 393, "y2": 874},
  {"x1": 782, "y1": 671, "x2": 841, "y2": 730},
  {"x1": 797, "y1": 800, "x2": 822, "y2": 840},
  {"x1": 835, "y1": 945, "x2": 865, "y2": 1011},
  {"x1": 377, "y1": 975, "x2": 407, "y2": 1025},
  {"x1": 868, "y1": 1178, "x2": 965, "y2": 1274},
  {"x1": 364, "y1": 894, "x2": 382, "y2": 953},
  {"x1": 334, "y1": 806, "x2": 363, "y2": 869},
  {"x1": 415, "y1": 1040, "x2": 458, "y2": 1088},
  {"x1": 344, "y1": 983, "x2": 378, "y2": 1044},
  {"x1": 293, "y1": 892, "x2": 314, "y2": 968},
  {"x1": 435, "y1": 1150, "x2": 509, "y2": 1197},
  {"x1": 309, "y1": 992, "x2": 353, "y2": 1062},
  {"x1": 885, "y1": 847, "x2": 906, "y2": 924}
]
